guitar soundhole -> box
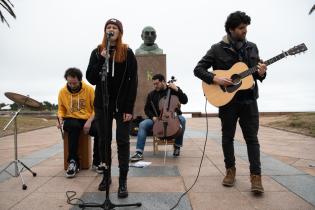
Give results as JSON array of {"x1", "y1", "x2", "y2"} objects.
[
  {"x1": 221, "y1": 74, "x2": 241, "y2": 93},
  {"x1": 231, "y1": 74, "x2": 241, "y2": 85}
]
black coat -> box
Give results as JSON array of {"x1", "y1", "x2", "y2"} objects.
[
  {"x1": 194, "y1": 37, "x2": 266, "y2": 102},
  {"x1": 86, "y1": 47, "x2": 138, "y2": 114}
]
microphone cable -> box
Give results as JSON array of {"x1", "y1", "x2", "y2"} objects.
[
  {"x1": 66, "y1": 190, "x2": 100, "y2": 209},
  {"x1": 169, "y1": 97, "x2": 209, "y2": 210}
]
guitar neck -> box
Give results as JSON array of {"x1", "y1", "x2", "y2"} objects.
[{"x1": 239, "y1": 51, "x2": 288, "y2": 78}]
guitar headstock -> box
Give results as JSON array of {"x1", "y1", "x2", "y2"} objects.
[{"x1": 287, "y1": 43, "x2": 308, "y2": 56}]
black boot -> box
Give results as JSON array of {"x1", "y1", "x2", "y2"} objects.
[
  {"x1": 98, "y1": 168, "x2": 112, "y2": 191},
  {"x1": 118, "y1": 170, "x2": 128, "y2": 198}
]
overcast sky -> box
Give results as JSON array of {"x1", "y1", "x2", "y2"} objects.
[{"x1": 0, "y1": 0, "x2": 314, "y2": 113}]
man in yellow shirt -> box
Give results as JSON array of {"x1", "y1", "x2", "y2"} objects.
[{"x1": 57, "y1": 67, "x2": 98, "y2": 178}]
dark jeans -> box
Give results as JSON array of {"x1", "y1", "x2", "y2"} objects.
[
  {"x1": 219, "y1": 100, "x2": 261, "y2": 175},
  {"x1": 95, "y1": 107, "x2": 130, "y2": 172},
  {"x1": 63, "y1": 118, "x2": 99, "y2": 165}
]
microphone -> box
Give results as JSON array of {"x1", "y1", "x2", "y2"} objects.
[{"x1": 106, "y1": 32, "x2": 114, "y2": 37}]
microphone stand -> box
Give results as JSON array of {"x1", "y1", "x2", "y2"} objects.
[{"x1": 79, "y1": 34, "x2": 141, "y2": 209}]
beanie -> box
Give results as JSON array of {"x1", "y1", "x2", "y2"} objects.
[{"x1": 104, "y1": 18, "x2": 123, "y2": 34}]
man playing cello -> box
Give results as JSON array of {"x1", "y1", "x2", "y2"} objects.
[{"x1": 130, "y1": 74, "x2": 188, "y2": 161}]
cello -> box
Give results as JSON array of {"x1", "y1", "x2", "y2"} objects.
[{"x1": 153, "y1": 76, "x2": 182, "y2": 140}]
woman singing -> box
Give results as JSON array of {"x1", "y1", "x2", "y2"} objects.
[{"x1": 86, "y1": 18, "x2": 138, "y2": 198}]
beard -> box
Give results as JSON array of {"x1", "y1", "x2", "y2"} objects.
[
  {"x1": 67, "y1": 82, "x2": 82, "y2": 93},
  {"x1": 70, "y1": 86, "x2": 80, "y2": 92}
]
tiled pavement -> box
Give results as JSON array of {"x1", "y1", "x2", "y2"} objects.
[{"x1": 0, "y1": 117, "x2": 314, "y2": 210}]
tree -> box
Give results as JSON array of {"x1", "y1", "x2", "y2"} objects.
[
  {"x1": 10, "y1": 102, "x2": 18, "y2": 110},
  {"x1": 52, "y1": 103, "x2": 58, "y2": 110},
  {"x1": 0, "y1": 0, "x2": 16, "y2": 27},
  {"x1": 42, "y1": 101, "x2": 53, "y2": 111}
]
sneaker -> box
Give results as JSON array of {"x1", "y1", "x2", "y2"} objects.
[
  {"x1": 66, "y1": 160, "x2": 79, "y2": 178},
  {"x1": 96, "y1": 163, "x2": 106, "y2": 174},
  {"x1": 130, "y1": 152, "x2": 143, "y2": 162},
  {"x1": 91, "y1": 164, "x2": 98, "y2": 171},
  {"x1": 173, "y1": 146, "x2": 180, "y2": 157},
  {"x1": 92, "y1": 161, "x2": 100, "y2": 171}
]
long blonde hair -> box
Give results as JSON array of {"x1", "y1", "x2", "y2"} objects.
[{"x1": 99, "y1": 32, "x2": 128, "y2": 63}]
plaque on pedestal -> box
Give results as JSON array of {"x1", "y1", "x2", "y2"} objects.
[{"x1": 134, "y1": 54, "x2": 166, "y2": 118}]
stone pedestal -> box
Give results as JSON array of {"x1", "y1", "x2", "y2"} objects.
[{"x1": 134, "y1": 54, "x2": 166, "y2": 118}]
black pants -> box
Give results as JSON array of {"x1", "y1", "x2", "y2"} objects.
[
  {"x1": 63, "y1": 118, "x2": 99, "y2": 164},
  {"x1": 95, "y1": 107, "x2": 130, "y2": 172},
  {"x1": 219, "y1": 100, "x2": 261, "y2": 175},
  {"x1": 89, "y1": 120, "x2": 100, "y2": 166}
]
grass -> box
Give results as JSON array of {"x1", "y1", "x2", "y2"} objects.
[
  {"x1": 0, "y1": 115, "x2": 56, "y2": 137},
  {"x1": 264, "y1": 112, "x2": 315, "y2": 137}
]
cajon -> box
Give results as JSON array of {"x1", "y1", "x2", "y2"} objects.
[{"x1": 63, "y1": 131, "x2": 92, "y2": 170}]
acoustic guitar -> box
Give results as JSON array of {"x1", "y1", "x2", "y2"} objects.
[{"x1": 202, "y1": 43, "x2": 308, "y2": 107}]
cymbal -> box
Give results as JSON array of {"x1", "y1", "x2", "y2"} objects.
[{"x1": 4, "y1": 92, "x2": 42, "y2": 109}]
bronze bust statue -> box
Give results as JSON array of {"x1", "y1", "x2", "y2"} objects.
[{"x1": 135, "y1": 26, "x2": 163, "y2": 55}]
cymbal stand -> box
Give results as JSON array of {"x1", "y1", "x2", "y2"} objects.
[{"x1": 0, "y1": 105, "x2": 37, "y2": 190}]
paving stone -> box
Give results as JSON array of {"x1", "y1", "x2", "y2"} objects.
[{"x1": 272, "y1": 174, "x2": 315, "y2": 206}]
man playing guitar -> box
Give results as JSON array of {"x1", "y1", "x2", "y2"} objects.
[{"x1": 194, "y1": 11, "x2": 267, "y2": 193}]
